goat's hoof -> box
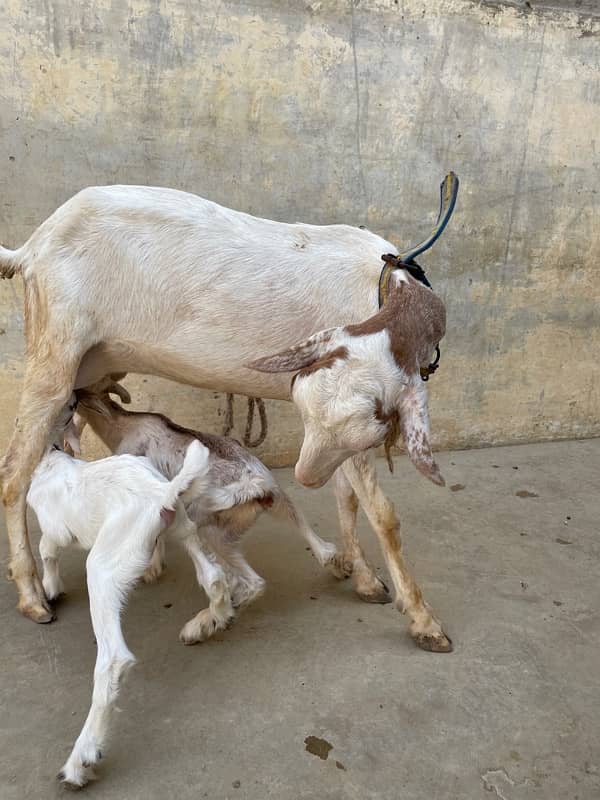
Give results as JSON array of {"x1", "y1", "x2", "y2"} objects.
[
  {"x1": 61, "y1": 777, "x2": 84, "y2": 791},
  {"x1": 19, "y1": 600, "x2": 55, "y2": 624},
  {"x1": 356, "y1": 578, "x2": 392, "y2": 604},
  {"x1": 326, "y1": 553, "x2": 353, "y2": 580},
  {"x1": 57, "y1": 771, "x2": 89, "y2": 791},
  {"x1": 43, "y1": 582, "x2": 66, "y2": 603},
  {"x1": 179, "y1": 611, "x2": 234, "y2": 645},
  {"x1": 411, "y1": 630, "x2": 453, "y2": 653},
  {"x1": 58, "y1": 760, "x2": 97, "y2": 789}
]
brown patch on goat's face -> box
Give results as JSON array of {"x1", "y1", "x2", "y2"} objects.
[{"x1": 345, "y1": 277, "x2": 445, "y2": 375}]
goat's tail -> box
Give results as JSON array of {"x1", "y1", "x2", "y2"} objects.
[
  {"x1": 163, "y1": 439, "x2": 211, "y2": 508},
  {"x1": 0, "y1": 246, "x2": 22, "y2": 279},
  {"x1": 269, "y1": 487, "x2": 302, "y2": 526}
]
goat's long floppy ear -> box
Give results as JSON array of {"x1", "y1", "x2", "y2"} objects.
[
  {"x1": 398, "y1": 381, "x2": 445, "y2": 486},
  {"x1": 246, "y1": 328, "x2": 339, "y2": 373}
]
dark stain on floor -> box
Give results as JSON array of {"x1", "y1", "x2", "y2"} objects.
[
  {"x1": 516, "y1": 490, "x2": 539, "y2": 498},
  {"x1": 450, "y1": 483, "x2": 465, "y2": 492},
  {"x1": 305, "y1": 735, "x2": 333, "y2": 760}
]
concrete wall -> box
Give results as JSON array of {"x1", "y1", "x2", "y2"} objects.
[{"x1": 1, "y1": 0, "x2": 599, "y2": 465}]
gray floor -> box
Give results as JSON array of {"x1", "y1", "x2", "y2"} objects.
[{"x1": 1, "y1": 439, "x2": 599, "y2": 800}]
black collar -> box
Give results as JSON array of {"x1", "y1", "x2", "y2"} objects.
[{"x1": 379, "y1": 252, "x2": 432, "y2": 300}]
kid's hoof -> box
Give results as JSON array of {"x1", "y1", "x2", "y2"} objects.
[{"x1": 326, "y1": 553, "x2": 353, "y2": 580}]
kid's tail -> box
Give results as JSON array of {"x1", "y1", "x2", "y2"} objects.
[{"x1": 163, "y1": 440, "x2": 211, "y2": 508}]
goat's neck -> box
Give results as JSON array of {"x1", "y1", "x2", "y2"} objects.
[{"x1": 78, "y1": 407, "x2": 128, "y2": 453}]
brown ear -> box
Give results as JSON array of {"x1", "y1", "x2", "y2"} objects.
[
  {"x1": 398, "y1": 381, "x2": 445, "y2": 486},
  {"x1": 246, "y1": 328, "x2": 339, "y2": 373}
]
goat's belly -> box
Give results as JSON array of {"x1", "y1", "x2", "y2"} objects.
[{"x1": 75, "y1": 339, "x2": 293, "y2": 400}]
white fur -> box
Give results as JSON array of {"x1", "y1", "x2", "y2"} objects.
[{"x1": 26, "y1": 439, "x2": 231, "y2": 788}]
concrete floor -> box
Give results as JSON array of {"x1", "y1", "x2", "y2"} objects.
[{"x1": 0, "y1": 439, "x2": 599, "y2": 800}]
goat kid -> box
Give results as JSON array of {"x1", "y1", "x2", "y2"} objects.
[
  {"x1": 72, "y1": 378, "x2": 347, "y2": 644},
  {"x1": 27, "y1": 409, "x2": 225, "y2": 787}
]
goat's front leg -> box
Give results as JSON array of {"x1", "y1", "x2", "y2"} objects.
[
  {"x1": 342, "y1": 454, "x2": 452, "y2": 652},
  {"x1": 0, "y1": 350, "x2": 82, "y2": 622},
  {"x1": 333, "y1": 468, "x2": 392, "y2": 603}
]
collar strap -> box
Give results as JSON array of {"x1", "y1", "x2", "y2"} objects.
[{"x1": 420, "y1": 345, "x2": 440, "y2": 381}]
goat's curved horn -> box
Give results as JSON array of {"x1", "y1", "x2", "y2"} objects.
[{"x1": 398, "y1": 172, "x2": 459, "y2": 264}]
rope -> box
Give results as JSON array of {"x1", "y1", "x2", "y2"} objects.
[
  {"x1": 223, "y1": 393, "x2": 268, "y2": 448},
  {"x1": 222, "y1": 393, "x2": 235, "y2": 437}
]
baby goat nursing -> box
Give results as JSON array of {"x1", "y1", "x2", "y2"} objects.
[
  {"x1": 27, "y1": 413, "x2": 220, "y2": 788},
  {"x1": 73, "y1": 379, "x2": 345, "y2": 643}
]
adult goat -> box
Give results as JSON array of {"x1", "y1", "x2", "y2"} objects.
[{"x1": 0, "y1": 182, "x2": 452, "y2": 651}]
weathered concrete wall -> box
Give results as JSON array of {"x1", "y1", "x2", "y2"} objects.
[{"x1": 1, "y1": 0, "x2": 599, "y2": 464}]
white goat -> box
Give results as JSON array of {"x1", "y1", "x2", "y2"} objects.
[
  {"x1": 72, "y1": 378, "x2": 347, "y2": 644},
  {"x1": 1, "y1": 184, "x2": 451, "y2": 651},
  {"x1": 27, "y1": 408, "x2": 228, "y2": 788}
]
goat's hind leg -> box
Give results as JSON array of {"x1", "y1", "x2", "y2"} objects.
[
  {"x1": 0, "y1": 342, "x2": 84, "y2": 622},
  {"x1": 227, "y1": 549, "x2": 266, "y2": 609},
  {"x1": 333, "y1": 468, "x2": 392, "y2": 603},
  {"x1": 272, "y1": 490, "x2": 349, "y2": 580},
  {"x1": 142, "y1": 536, "x2": 166, "y2": 584},
  {"x1": 58, "y1": 517, "x2": 153, "y2": 788},
  {"x1": 174, "y1": 515, "x2": 235, "y2": 645}
]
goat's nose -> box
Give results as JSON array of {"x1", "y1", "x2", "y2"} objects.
[
  {"x1": 295, "y1": 464, "x2": 326, "y2": 489},
  {"x1": 294, "y1": 464, "x2": 315, "y2": 488}
]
